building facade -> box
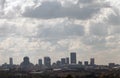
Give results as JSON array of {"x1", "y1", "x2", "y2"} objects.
[
  {"x1": 70, "y1": 52, "x2": 76, "y2": 64},
  {"x1": 44, "y1": 56, "x2": 51, "y2": 68}
]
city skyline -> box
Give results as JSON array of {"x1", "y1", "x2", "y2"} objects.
[
  {"x1": 1, "y1": 52, "x2": 118, "y2": 66},
  {"x1": 2, "y1": 52, "x2": 97, "y2": 66},
  {"x1": 0, "y1": 0, "x2": 119, "y2": 65}
]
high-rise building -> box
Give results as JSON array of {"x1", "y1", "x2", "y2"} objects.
[
  {"x1": 70, "y1": 52, "x2": 76, "y2": 64},
  {"x1": 84, "y1": 61, "x2": 89, "y2": 66},
  {"x1": 56, "y1": 60, "x2": 61, "y2": 66},
  {"x1": 61, "y1": 58, "x2": 66, "y2": 65},
  {"x1": 78, "y1": 61, "x2": 82, "y2": 65},
  {"x1": 66, "y1": 57, "x2": 69, "y2": 64},
  {"x1": 9, "y1": 57, "x2": 13, "y2": 66},
  {"x1": 38, "y1": 59, "x2": 42, "y2": 66},
  {"x1": 23, "y1": 57, "x2": 29, "y2": 64},
  {"x1": 90, "y1": 58, "x2": 95, "y2": 66},
  {"x1": 20, "y1": 56, "x2": 34, "y2": 71},
  {"x1": 44, "y1": 56, "x2": 51, "y2": 67}
]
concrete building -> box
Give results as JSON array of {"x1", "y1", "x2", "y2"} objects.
[
  {"x1": 56, "y1": 60, "x2": 61, "y2": 67},
  {"x1": 109, "y1": 63, "x2": 115, "y2": 68},
  {"x1": 84, "y1": 61, "x2": 89, "y2": 66},
  {"x1": 70, "y1": 52, "x2": 76, "y2": 64},
  {"x1": 38, "y1": 59, "x2": 42, "y2": 66},
  {"x1": 44, "y1": 56, "x2": 51, "y2": 68},
  {"x1": 66, "y1": 57, "x2": 69, "y2": 64},
  {"x1": 61, "y1": 58, "x2": 66, "y2": 65},
  {"x1": 78, "y1": 61, "x2": 82, "y2": 65},
  {"x1": 90, "y1": 58, "x2": 95, "y2": 66},
  {"x1": 9, "y1": 57, "x2": 13, "y2": 66},
  {"x1": 20, "y1": 56, "x2": 34, "y2": 71}
]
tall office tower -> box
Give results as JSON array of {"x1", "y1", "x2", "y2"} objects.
[
  {"x1": 70, "y1": 52, "x2": 76, "y2": 64},
  {"x1": 66, "y1": 57, "x2": 69, "y2": 64},
  {"x1": 38, "y1": 59, "x2": 42, "y2": 66},
  {"x1": 9, "y1": 57, "x2": 13, "y2": 66},
  {"x1": 61, "y1": 58, "x2": 66, "y2": 65},
  {"x1": 44, "y1": 56, "x2": 51, "y2": 67},
  {"x1": 90, "y1": 58, "x2": 95, "y2": 66},
  {"x1": 84, "y1": 61, "x2": 89, "y2": 66}
]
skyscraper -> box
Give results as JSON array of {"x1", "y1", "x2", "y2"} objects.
[
  {"x1": 38, "y1": 59, "x2": 42, "y2": 66},
  {"x1": 66, "y1": 57, "x2": 69, "y2": 64},
  {"x1": 9, "y1": 57, "x2": 13, "y2": 66},
  {"x1": 90, "y1": 58, "x2": 95, "y2": 66},
  {"x1": 61, "y1": 58, "x2": 66, "y2": 65},
  {"x1": 70, "y1": 52, "x2": 76, "y2": 64},
  {"x1": 44, "y1": 56, "x2": 51, "y2": 67},
  {"x1": 84, "y1": 61, "x2": 89, "y2": 66},
  {"x1": 56, "y1": 60, "x2": 61, "y2": 66}
]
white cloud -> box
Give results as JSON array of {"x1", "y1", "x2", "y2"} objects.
[
  {"x1": 89, "y1": 23, "x2": 109, "y2": 36},
  {"x1": 0, "y1": 0, "x2": 6, "y2": 9},
  {"x1": 0, "y1": 0, "x2": 119, "y2": 65}
]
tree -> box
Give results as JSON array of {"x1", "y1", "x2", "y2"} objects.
[{"x1": 66, "y1": 74, "x2": 73, "y2": 78}]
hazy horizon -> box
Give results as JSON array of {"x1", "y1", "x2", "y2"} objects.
[{"x1": 0, "y1": 0, "x2": 119, "y2": 65}]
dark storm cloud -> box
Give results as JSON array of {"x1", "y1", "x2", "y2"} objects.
[{"x1": 22, "y1": 0, "x2": 109, "y2": 20}]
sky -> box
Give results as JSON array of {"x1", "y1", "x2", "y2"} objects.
[{"x1": 0, "y1": 0, "x2": 120, "y2": 65}]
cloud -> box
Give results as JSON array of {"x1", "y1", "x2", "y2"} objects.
[
  {"x1": 89, "y1": 23, "x2": 108, "y2": 36},
  {"x1": 22, "y1": 0, "x2": 109, "y2": 20},
  {"x1": 0, "y1": 0, "x2": 119, "y2": 64},
  {"x1": 0, "y1": 0, "x2": 6, "y2": 9},
  {"x1": 110, "y1": 26, "x2": 120, "y2": 35},
  {"x1": 22, "y1": 1, "x2": 61, "y2": 19},
  {"x1": 0, "y1": 22, "x2": 17, "y2": 37},
  {"x1": 36, "y1": 22, "x2": 84, "y2": 39},
  {"x1": 82, "y1": 36, "x2": 106, "y2": 46},
  {"x1": 0, "y1": 21, "x2": 36, "y2": 39},
  {"x1": 78, "y1": 0, "x2": 95, "y2": 4},
  {"x1": 107, "y1": 8, "x2": 120, "y2": 26}
]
